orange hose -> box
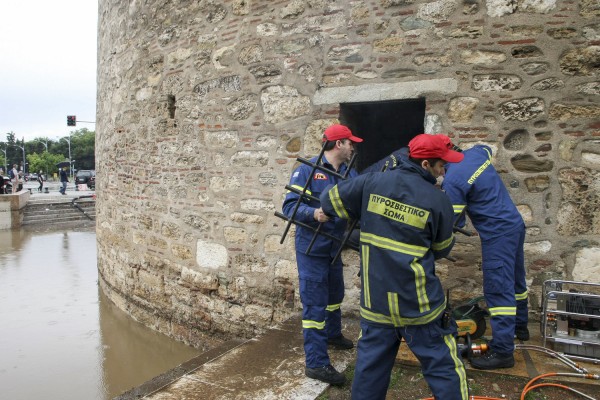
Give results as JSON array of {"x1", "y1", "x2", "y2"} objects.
[
  {"x1": 421, "y1": 397, "x2": 503, "y2": 400},
  {"x1": 521, "y1": 382, "x2": 576, "y2": 399},
  {"x1": 521, "y1": 372, "x2": 557, "y2": 395}
]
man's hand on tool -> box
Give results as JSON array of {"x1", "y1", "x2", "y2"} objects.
[{"x1": 314, "y1": 208, "x2": 330, "y2": 222}]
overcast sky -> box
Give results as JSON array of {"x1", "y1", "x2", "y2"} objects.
[{"x1": 0, "y1": 1, "x2": 98, "y2": 143}]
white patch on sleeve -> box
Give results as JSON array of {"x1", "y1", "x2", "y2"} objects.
[{"x1": 293, "y1": 171, "x2": 300, "y2": 178}]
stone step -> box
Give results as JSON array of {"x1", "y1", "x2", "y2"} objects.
[
  {"x1": 23, "y1": 212, "x2": 96, "y2": 223},
  {"x1": 23, "y1": 197, "x2": 96, "y2": 225},
  {"x1": 22, "y1": 212, "x2": 96, "y2": 225},
  {"x1": 24, "y1": 205, "x2": 95, "y2": 215}
]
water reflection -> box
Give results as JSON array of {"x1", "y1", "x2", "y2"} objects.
[{"x1": 0, "y1": 228, "x2": 200, "y2": 400}]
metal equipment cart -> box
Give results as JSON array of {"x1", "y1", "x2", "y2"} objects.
[{"x1": 541, "y1": 279, "x2": 600, "y2": 363}]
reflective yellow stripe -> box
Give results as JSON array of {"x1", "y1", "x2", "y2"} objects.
[
  {"x1": 410, "y1": 258, "x2": 430, "y2": 313},
  {"x1": 489, "y1": 306, "x2": 516, "y2": 316},
  {"x1": 483, "y1": 147, "x2": 492, "y2": 160},
  {"x1": 515, "y1": 290, "x2": 528, "y2": 301},
  {"x1": 360, "y1": 301, "x2": 446, "y2": 327},
  {"x1": 360, "y1": 232, "x2": 428, "y2": 257},
  {"x1": 467, "y1": 158, "x2": 491, "y2": 185},
  {"x1": 453, "y1": 204, "x2": 466, "y2": 214},
  {"x1": 302, "y1": 319, "x2": 325, "y2": 329},
  {"x1": 443, "y1": 334, "x2": 469, "y2": 399},
  {"x1": 361, "y1": 307, "x2": 393, "y2": 324},
  {"x1": 326, "y1": 303, "x2": 341, "y2": 312},
  {"x1": 328, "y1": 185, "x2": 349, "y2": 219},
  {"x1": 289, "y1": 184, "x2": 312, "y2": 195},
  {"x1": 362, "y1": 245, "x2": 371, "y2": 308},
  {"x1": 432, "y1": 234, "x2": 454, "y2": 252},
  {"x1": 388, "y1": 293, "x2": 402, "y2": 326}
]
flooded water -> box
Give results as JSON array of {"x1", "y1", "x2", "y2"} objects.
[{"x1": 0, "y1": 228, "x2": 201, "y2": 400}]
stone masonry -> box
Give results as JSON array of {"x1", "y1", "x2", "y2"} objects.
[{"x1": 96, "y1": 0, "x2": 600, "y2": 348}]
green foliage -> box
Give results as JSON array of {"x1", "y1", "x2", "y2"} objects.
[
  {"x1": 27, "y1": 152, "x2": 65, "y2": 177},
  {"x1": 51, "y1": 128, "x2": 96, "y2": 170},
  {"x1": 70, "y1": 129, "x2": 96, "y2": 170},
  {"x1": 3, "y1": 129, "x2": 95, "y2": 174}
]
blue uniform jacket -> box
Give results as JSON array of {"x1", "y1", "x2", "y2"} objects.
[
  {"x1": 282, "y1": 155, "x2": 357, "y2": 258},
  {"x1": 442, "y1": 145, "x2": 524, "y2": 241},
  {"x1": 320, "y1": 159, "x2": 455, "y2": 327},
  {"x1": 361, "y1": 147, "x2": 409, "y2": 174}
]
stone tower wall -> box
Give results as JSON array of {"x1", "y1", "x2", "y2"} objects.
[{"x1": 96, "y1": 0, "x2": 600, "y2": 348}]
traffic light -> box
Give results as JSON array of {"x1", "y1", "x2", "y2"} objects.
[{"x1": 67, "y1": 115, "x2": 76, "y2": 126}]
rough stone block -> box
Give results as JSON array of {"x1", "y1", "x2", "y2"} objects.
[
  {"x1": 196, "y1": 240, "x2": 229, "y2": 270},
  {"x1": 573, "y1": 248, "x2": 600, "y2": 282}
]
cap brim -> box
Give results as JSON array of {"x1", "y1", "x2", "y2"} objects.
[
  {"x1": 442, "y1": 150, "x2": 464, "y2": 163},
  {"x1": 349, "y1": 135, "x2": 363, "y2": 143}
]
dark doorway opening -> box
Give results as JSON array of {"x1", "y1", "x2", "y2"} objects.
[{"x1": 340, "y1": 98, "x2": 426, "y2": 172}]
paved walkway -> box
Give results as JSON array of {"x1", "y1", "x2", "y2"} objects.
[
  {"x1": 117, "y1": 315, "x2": 360, "y2": 400},
  {"x1": 117, "y1": 318, "x2": 600, "y2": 400},
  {"x1": 21, "y1": 181, "x2": 95, "y2": 201}
]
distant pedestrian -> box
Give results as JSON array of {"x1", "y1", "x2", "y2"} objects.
[
  {"x1": 10, "y1": 164, "x2": 19, "y2": 194},
  {"x1": 37, "y1": 170, "x2": 44, "y2": 192},
  {"x1": 59, "y1": 167, "x2": 69, "y2": 195}
]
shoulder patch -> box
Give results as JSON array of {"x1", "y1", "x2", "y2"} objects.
[{"x1": 292, "y1": 171, "x2": 300, "y2": 178}]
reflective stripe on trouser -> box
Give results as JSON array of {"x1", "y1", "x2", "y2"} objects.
[
  {"x1": 297, "y1": 252, "x2": 344, "y2": 368},
  {"x1": 481, "y1": 224, "x2": 527, "y2": 355},
  {"x1": 351, "y1": 318, "x2": 468, "y2": 400}
]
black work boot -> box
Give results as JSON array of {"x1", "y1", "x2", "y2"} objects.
[
  {"x1": 328, "y1": 334, "x2": 354, "y2": 350},
  {"x1": 515, "y1": 325, "x2": 530, "y2": 341},
  {"x1": 305, "y1": 365, "x2": 346, "y2": 386},
  {"x1": 470, "y1": 351, "x2": 514, "y2": 370}
]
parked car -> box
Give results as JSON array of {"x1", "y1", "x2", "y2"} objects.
[{"x1": 75, "y1": 170, "x2": 96, "y2": 189}]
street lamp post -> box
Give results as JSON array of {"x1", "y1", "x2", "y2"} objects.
[
  {"x1": 32, "y1": 139, "x2": 49, "y2": 178},
  {"x1": 12, "y1": 143, "x2": 26, "y2": 175},
  {"x1": 32, "y1": 138, "x2": 49, "y2": 152}
]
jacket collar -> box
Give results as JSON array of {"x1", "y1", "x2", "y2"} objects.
[{"x1": 395, "y1": 158, "x2": 437, "y2": 185}]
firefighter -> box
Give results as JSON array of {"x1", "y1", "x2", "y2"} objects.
[
  {"x1": 360, "y1": 146, "x2": 408, "y2": 174},
  {"x1": 281, "y1": 124, "x2": 363, "y2": 385},
  {"x1": 442, "y1": 144, "x2": 528, "y2": 370},
  {"x1": 320, "y1": 134, "x2": 468, "y2": 400}
]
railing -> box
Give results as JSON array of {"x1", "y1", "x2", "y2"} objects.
[{"x1": 71, "y1": 194, "x2": 96, "y2": 221}]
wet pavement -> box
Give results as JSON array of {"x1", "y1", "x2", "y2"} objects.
[
  {"x1": 119, "y1": 315, "x2": 360, "y2": 400},
  {"x1": 120, "y1": 318, "x2": 600, "y2": 399}
]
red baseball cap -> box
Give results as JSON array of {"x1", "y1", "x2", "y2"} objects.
[
  {"x1": 322, "y1": 124, "x2": 363, "y2": 143},
  {"x1": 408, "y1": 134, "x2": 464, "y2": 163}
]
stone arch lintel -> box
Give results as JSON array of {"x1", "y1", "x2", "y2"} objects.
[{"x1": 313, "y1": 78, "x2": 458, "y2": 105}]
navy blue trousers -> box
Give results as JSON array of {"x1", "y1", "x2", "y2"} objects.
[
  {"x1": 296, "y1": 252, "x2": 345, "y2": 368},
  {"x1": 351, "y1": 318, "x2": 468, "y2": 400},
  {"x1": 481, "y1": 224, "x2": 528, "y2": 355}
]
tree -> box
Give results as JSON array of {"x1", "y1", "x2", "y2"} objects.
[
  {"x1": 4, "y1": 132, "x2": 18, "y2": 167},
  {"x1": 70, "y1": 129, "x2": 95, "y2": 170},
  {"x1": 27, "y1": 152, "x2": 65, "y2": 179},
  {"x1": 53, "y1": 128, "x2": 96, "y2": 170}
]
